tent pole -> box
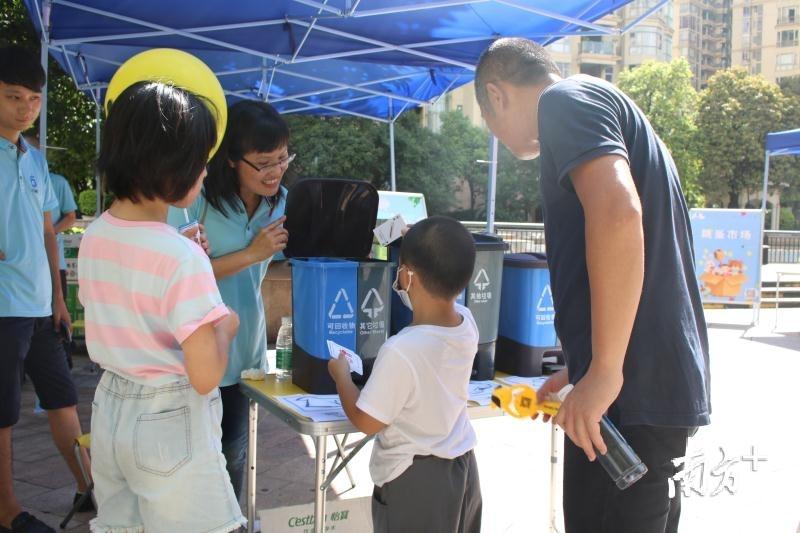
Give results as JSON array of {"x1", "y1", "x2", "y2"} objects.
[
  {"x1": 39, "y1": 3, "x2": 51, "y2": 154},
  {"x1": 755, "y1": 151, "x2": 771, "y2": 326},
  {"x1": 95, "y1": 92, "x2": 102, "y2": 215},
  {"x1": 486, "y1": 134, "x2": 498, "y2": 234},
  {"x1": 389, "y1": 99, "x2": 396, "y2": 192}
]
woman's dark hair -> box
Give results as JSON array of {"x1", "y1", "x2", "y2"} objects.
[
  {"x1": 98, "y1": 81, "x2": 216, "y2": 203},
  {"x1": 400, "y1": 216, "x2": 476, "y2": 299},
  {"x1": 204, "y1": 100, "x2": 290, "y2": 216},
  {"x1": 0, "y1": 45, "x2": 46, "y2": 92}
]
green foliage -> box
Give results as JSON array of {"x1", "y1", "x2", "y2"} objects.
[
  {"x1": 1, "y1": 0, "x2": 98, "y2": 194},
  {"x1": 617, "y1": 59, "x2": 705, "y2": 207},
  {"x1": 779, "y1": 207, "x2": 796, "y2": 230},
  {"x1": 697, "y1": 69, "x2": 789, "y2": 207},
  {"x1": 78, "y1": 189, "x2": 97, "y2": 217}
]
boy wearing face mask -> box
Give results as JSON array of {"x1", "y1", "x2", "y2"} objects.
[{"x1": 328, "y1": 216, "x2": 482, "y2": 533}]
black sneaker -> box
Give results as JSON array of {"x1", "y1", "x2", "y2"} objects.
[
  {"x1": 4, "y1": 512, "x2": 55, "y2": 533},
  {"x1": 73, "y1": 492, "x2": 96, "y2": 513}
]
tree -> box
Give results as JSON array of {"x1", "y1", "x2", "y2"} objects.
[
  {"x1": 617, "y1": 59, "x2": 704, "y2": 207},
  {"x1": 697, "y1": 68, "x2": 788, "y2": 207},
  {"x1": 439, "y1": 112, "x2": 488, "y2": 216},
  {"x1": 495, "y1": 145, "x2": 541, "y2": 222},
  {"x1": 1, "y1": 0, "x2": 98, "y2": 194}
]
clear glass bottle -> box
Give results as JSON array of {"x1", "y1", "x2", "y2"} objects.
[{"x1": 275, "y1": 316, "x2": 293, "y2": 380}]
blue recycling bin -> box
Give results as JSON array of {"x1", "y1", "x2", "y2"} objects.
[
  {"x1": 285, "y1": 178, "x2": 393, "y2": 394},
  {"x1": 496, "y1": 253, "x2": 560, "y2": 377}
]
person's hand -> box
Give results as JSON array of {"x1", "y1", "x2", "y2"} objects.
[
  {"x1": 328, "y1": 352, "x2": 352, "y2": 382},
  {"x1": 553, "y1": 365, "x2": 623, "y2": 461},
  {"x1": 215, "y1": 307, "x2": 240, "y2": 343},
  {"x1": 197, "y1": 224, "x2": 211, "y2": 256},
  {"x1": 0, "y1": 249, "x2": 5, "y2": 260},
  {"x1": 400, "y1": 224, "x2": 413, "y2": 237},
  {"x1": 531, "y1": 368, "x2": 569, "y2": 423},
  {"x1": 52, "y1": 296, "x2": 71, "y2": 332},
  {"x1": 247, "y1": 216, "x2": 288, "y2": 263}
]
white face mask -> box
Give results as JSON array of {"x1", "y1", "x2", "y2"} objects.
[{"x1": 392, "y1": 266, "x2": 414, "y2": 310}]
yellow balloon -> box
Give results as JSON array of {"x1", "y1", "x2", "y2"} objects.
[{"x1": 105, "y1": 48, "x2": 227, "y2": 159}]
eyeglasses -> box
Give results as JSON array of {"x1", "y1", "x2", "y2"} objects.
[{"x1": 241, "y1": 153, "x2": 296, "y2": 173}]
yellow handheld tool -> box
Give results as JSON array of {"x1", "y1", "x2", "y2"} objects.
[
  {"x1": 490, "y1": 383, "x2": 649, "y2": 491},
  {"x1": 490, "y1": 384, "x2": 560, "y2": 418}
]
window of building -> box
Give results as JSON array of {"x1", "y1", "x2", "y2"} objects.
[
  {"x1": 778, "y1": 29, "x2": 799, "y2": 47},
  {"x1": 779, "y1": 6, "x2": 797, "y2": 25},
  {"x1": 629, "y1": 28, "x2": 662, "y2": 55},
  {"x1": 556, "y1": 62, "x2": 571, "y2": 76},
  {"x1": 547, "y1": 40, "x2": 571, "y2": 54},
  {"x1": 777, "y1": 53, "x2": 798, "y2": 70}
]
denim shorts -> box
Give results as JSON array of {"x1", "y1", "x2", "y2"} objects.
[{"x1": 89, "y1": 371, "x2": 245, "y2": 533}]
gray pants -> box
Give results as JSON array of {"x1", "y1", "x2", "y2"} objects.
[{"x1": 372, "y1": 450, "x2": 482, "y2": 533}]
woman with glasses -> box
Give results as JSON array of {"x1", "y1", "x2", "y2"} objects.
[{"x1": 168, "y1": 100, "x2": 292, "y2": 500}]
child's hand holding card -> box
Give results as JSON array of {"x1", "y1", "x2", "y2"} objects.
[{"x1": 326, "y1": 340, "x2": 364, "y2": 375}]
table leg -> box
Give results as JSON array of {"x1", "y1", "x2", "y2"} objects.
[
  {"x1": 774, "y1": 273, "x2": 782, "y2": 331},
  {"x1": 247, "y1": 399, "x2": 258, "y2": 533},
  {"x1": 549, "y1": 424, "x2": 559, "y2": 533},
  {"x1": 314, "y1": 436, "x2": 328, "y2": 533},
  {"x1": 333, "y1": 435, "x2": 356, "y2": 490}
]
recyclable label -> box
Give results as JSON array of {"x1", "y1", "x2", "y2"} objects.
[
  {"x1": 535, "y1": 285, "x2": 555, "y2": 326},
  {"x1": 328, "y1": 288, "x2": 356, "y2": 338},
  {"x1": 469, "y1": 268, "x2": 493, "y2": 304}
]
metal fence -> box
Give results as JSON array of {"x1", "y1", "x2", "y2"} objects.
[
  {"x1": 463, "y1": 221, "x2": 545, "y2": 254},
  {"x1": 464, "y1": 222, "x2": 800, "y2": 265},
  {"x1": 765, "y1": 231, "x2": 800, "y2": 264}
]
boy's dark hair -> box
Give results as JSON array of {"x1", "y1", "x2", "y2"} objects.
[
  {"x1": 0, "y1": 45, "x2": 46, "y2": 92},
  {"x1": 400, "y1": 216, "x2": 476, "y2": 299},
  {"x1": 205, "y1": 100, "x2": 290, "y2": 217},
  {"x1": 98, "y1": 81, "x2": 217, "y2": 203},
  {"x1": 475, "y1": 38, "x2": 559, "y2": 112}
]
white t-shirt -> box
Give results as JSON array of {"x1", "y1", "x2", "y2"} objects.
[{"x1": 356, "y1": 304, "x2": 479, "y2": 486}]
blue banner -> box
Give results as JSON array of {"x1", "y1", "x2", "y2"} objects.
[{"x1": 689, "y1": 209, "x2": 763, "y2": 305}]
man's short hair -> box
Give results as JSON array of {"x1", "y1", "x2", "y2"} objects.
[
  {"x1": 98, "y1": 81, "x2": 217, "y2": 204},
  {"x1": 400, "y1": 216, "x2": 476, "y2": 300},
  {"x1": 0, "y1": 45, "x2": 46, "y2": 92},
  {"x1": 475, "y1": 38, "x2": 560, "y2": 110}
]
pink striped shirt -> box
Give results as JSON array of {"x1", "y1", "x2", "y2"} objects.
[{"x1": 78, "y1": 212, "x2": 228, "y2": 384}]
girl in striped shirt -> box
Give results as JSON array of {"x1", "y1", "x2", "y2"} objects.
[{"x1": 78, "y1": 81, "x2": 245, "y2": 533}]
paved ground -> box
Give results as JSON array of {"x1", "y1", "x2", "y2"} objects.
[{"x1": 10, "y1": 306, "x2": 800, "y2": 532}]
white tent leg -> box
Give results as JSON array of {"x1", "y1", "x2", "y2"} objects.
[
  {"x1": 389, "y1": 102, "x2": 396, "y2": 192},
  {"x1": 486, "y1": 134, "x2": 498, "y2": 233},
  {"x1": 39, "y1": 36, "x2": 48, "y2": 153},
  {"x1": 95, "y1": 95, "x2": 102, "y2": 215}
]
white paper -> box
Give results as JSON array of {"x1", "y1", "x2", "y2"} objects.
[
  {"x1": 278, "y1": 394, "x2": 348, "y2": 422},
  {"x1": 327, "y1": 340, "x2": 364, "y2": 376},
  {"x1": 499, "y1": 375, "x2": 550, "y2": 390},
  {"x1": 373, "y1": 214, "x2": 407, "y2": 246},
  {"x1": 468, "y1": 381, "x2": 498, "y2": 406}
]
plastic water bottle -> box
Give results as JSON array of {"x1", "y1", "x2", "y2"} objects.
[{"x1": 275, "y1": 316, "x2": 293, "y2": 380}]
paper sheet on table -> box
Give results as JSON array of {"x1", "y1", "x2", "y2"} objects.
[
  {"x1": 278, "y1": 394, "x2": 348, "y2": 422},
  {"x1": 468, "y1": 381, "x2": 499, "y2": 406},
  {"x1": 326, "y1": 340, "x2": 364, "y2": 375},
  {"x1": 498, "y1": 375, "x2": 551, "y2": 390}
]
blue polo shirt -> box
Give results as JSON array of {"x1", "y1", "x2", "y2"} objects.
[
  {"x1": 48, "y1": 173, "x2": 78, "y2": 270},
  {"x1": 0, "y1": 136, "x2": 59, "y2": 318},
  {"x1": 537, "y1": 75, "x2": 710, "y2": 428},
  {"x1": 168, "y1": 187, "x2": 287, "y2": 387}
]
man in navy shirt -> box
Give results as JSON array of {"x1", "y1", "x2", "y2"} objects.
[{"x1": 476, "y1": 38, "x2": 710, "y2": 533}]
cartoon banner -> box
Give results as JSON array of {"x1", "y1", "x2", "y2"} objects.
[{"x1": 689, "y1": 209, "x2": 762, "y2": 305}]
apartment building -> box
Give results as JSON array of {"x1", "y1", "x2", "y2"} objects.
[
  {"x1": 731, "y1": 0, "x2": 800, "y2": 84},
  {"x1": 424, "y1": 0, "x2": 676, "y2": 130}
]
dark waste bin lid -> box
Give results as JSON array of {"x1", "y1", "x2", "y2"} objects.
[
  {"x1": 284, "y1": 177, "x2": 378, "y2": 259},
  {"x1": 503, "y1": 252, "x2": 548, "y2": 268},
  {"x1": 472, "y1": 232, "x2": 510, "y2": 251}
]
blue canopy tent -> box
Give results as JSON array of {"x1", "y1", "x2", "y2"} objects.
[
  {"x1": 23, "y1": 0, "x2": 658, "y2": 230},
  {"x1": 762, "y1": 128, "x2": 800, "y2": 226}
]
